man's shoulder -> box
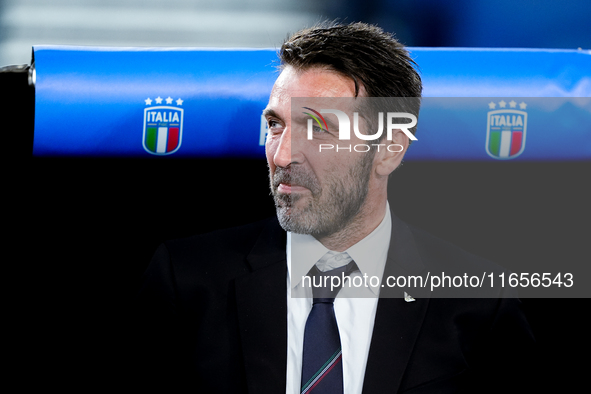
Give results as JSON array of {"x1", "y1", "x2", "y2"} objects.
[
  {"x1": 155, "y1": 216, "x2": 285, "y2": 269},
  {"x1": 403, "y1": 221, "x2": 508, "y2": 282},
  {"x1": 144, "y1": 217, "x2": 285, "y2": 290},
  {"x1": 399, "y1": 217, "x2": 517, "y2": 300}
]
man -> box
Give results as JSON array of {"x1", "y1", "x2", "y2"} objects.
[{"x1": 135, "y1": 22, "x2": 536, "y2": 393}]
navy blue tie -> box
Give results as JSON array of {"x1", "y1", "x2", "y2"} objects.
[{"x1": 300, "y1": 260, "x2": 357, "y2": 394}]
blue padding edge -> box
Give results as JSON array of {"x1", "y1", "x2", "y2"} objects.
[{"x1": 32, "y1": 46, "x2": 591, "y2": 160}]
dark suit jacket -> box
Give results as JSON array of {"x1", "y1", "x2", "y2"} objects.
[{"x1": 132, "y1": 213, "x2": 537, "y2": 393}]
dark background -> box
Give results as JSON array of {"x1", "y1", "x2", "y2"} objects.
[
  {"x1": 4, "y1": 66, "x2": 589, "y2": 390},
  {"x1": 322, "y1": 0, "x2": 591, "y2": 49},
  {"x1": 3, "y1": 0, "x2": 590, "y2": 390}
]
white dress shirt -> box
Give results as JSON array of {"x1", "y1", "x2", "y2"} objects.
[{"x1": 286, "y1": 203, "x2": 392, "y2": 394}]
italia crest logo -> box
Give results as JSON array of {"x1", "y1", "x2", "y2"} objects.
[
  {"x1": 486, "y1": 100, "x2": 527, "y2": 160},
  {"x1": 142, "y1": 96, "x2": 184, "y2": 155}
]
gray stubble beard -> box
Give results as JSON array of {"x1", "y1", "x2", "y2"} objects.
[{"x1": 269, "y1": 152, "x2": 374, "y2": 239}]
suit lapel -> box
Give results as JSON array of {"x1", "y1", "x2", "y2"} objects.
[
  {"x1": 232, "y1": 214, "x2": 430, "y2": 393},
  {"x1": 235, "y1": 219, "x2": 288, "y2": 394},
  {"x1": 362, "y1": 296, "x2": 429, "y2": 393},
  {"x1": 362, "y1": 213, "x2": 430, "y2": 394}
]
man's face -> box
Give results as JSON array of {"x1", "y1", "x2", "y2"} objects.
[{"x1": 264, "y1": 66, "x2": 375, "y2": 238}]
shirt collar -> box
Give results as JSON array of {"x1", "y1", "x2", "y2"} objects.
[{"x1": 288, "y1": 202, "x2": 392, "y2": 296}]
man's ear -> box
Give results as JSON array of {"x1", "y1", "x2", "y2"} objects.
[{"x1": 375, "y1": 129, "x2": 410, "y2": 177}]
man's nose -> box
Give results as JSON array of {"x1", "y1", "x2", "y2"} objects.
[
  {"x1": 272, "y1": 125, "x2": 291, "y2": 168},
  {"x1": 273, "y1": 126, "x2": 304, "y2": 168}
]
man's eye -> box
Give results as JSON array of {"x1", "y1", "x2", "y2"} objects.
[
  {"x1": 267, "y1": 119, "x2": 281, "y2": 130},
  {"x1": 313, "y1": 125, "x2": 328, "y2": 134}
]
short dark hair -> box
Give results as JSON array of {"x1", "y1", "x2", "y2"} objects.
[
  {"x1": 279, "y1": 21, "x2": 422, "y2": 139},
  {"x1": 279, "y1": 21, "x2": 422, "y2": 99}
]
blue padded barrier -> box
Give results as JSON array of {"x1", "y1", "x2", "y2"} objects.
[{"x1": 32, "y1": 46, "x2": 591, "y2": 159}]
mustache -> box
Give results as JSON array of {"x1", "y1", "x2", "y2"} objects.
[{"x1": 272, "y1": 167, "x2": 321, "y2": 195}]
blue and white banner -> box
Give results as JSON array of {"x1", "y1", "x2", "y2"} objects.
[
  {"x1": 32, "y1": 46, "x2": 591, "y2": 159},
  {"x1": 405, "y1": 97, "x2": 591, "y2": 161}
]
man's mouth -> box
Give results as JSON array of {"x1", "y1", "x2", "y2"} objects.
[
  {"x1": 273, "y1": 167, "x2": 318, "y2": 196},
  {"x1": 277, "y1": 181, "x2": 312, "y2": 194},
  {"x1": 277, "y1": 183, "x2": 291, "y2": 193}
]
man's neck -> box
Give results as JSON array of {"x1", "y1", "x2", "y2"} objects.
[{"x1": 315, "y1": 199, "x2": 387, "y2": 252}]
